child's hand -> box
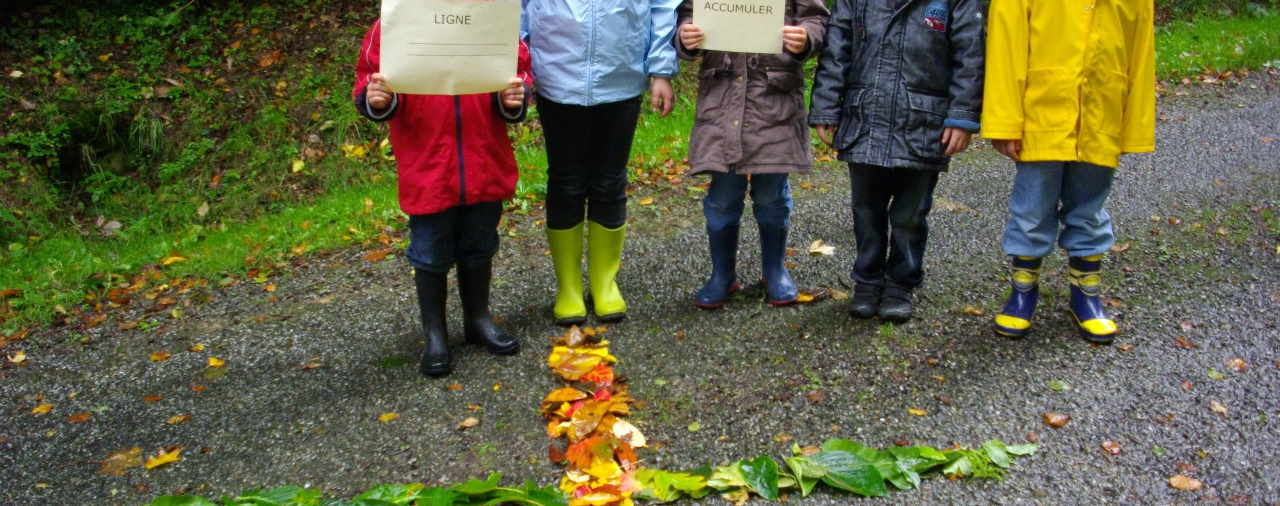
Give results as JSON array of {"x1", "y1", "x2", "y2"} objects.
[
  {"x1": 367, "y1": 73, "x2": 394, "y2": 110},
  {"x1": 991, "y1": 139, "x2": 1022, "y2": 161},
  {"x1": 941, "y1": 127, "x2": 972, "y2": 156},
  {"x1": 815, "y1": 125, "x2": 835, "y2": 146},
  {"x1": 782, "y1": 26, "x2": 809, "y2": 55},
  {"x1": 650, "y1": 77, "x2": 675, "y2": 117},
  {"x1": 679, "y1": 23, "x2": 705, "y2": 50},
  {"x1": 500, "y1": 77, "x2": 525, "y2": 109}
]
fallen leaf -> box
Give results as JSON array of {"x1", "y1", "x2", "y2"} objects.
[
  {"x1": 1168, "y1": 475, "x2": 1203, "y2": 491},
  {"x1": 68, "y1": 412, "x2": 92, "y2": 424},
  {"x1": 1181, "y1": 380, "x2": 1193, "y2": 391},
  {"x1": 467, "y1": 404, "x2": 481, "y2": 411},
  {"x1": 258, "y1": 49, "x2": 284, "y2": 68},
  {"x1": 808, "y1": 239, "x2": 836, "y2": 256},
  {"x1": 144, "y1": 395, "x2": 163, "y2": 403},
  {"x1": 290, "y1": 159, "x2": 305, "y2": 173},
  {"x1": 962, "y1": 306, "x2": 986, "y2": 317},
  {"x1": 1173, "y1": 336, "x2": 1198, "y2": 350},
  {"x1": 1101, "y1": 440, "x2": 1122, "y2": 456},
  {"x1": 196, "y1": 202, "x2": 209, "y2": 218},
  {"x1": 638, "y1": 197, "x2": 654, "y2": 206},
  {"x1": 908, "y1": 408, "x2": 927, "y2": 417},
  {"x1": 99, "y1": 447, "x2": 142, "y2": 476},
  {"x1": 830, "y1": 288, "x2": 849, "y2": 301},
  {"x1": 378, "y1": 412, "x2": 400, "y2": 423},
  {"x1": 1118, "y1": 344, "x2": 1135, "y2": 352},
  {"x1": 161, "y1": 256, "x2": 187, "y2": 266},
  {"x1": 1209, "y1": 400, "x2": 1227, "y2": 415},
  {"x1": 446, "y1": 383, "x2": 463, "y2": 391},
  {"x1": 1226, "y1": 358, "x2": 1247, "y2": 372},
  {"x1": 188, "y1": 344, "x2": 205, "y2": 352},
  {"x1": 805, "y1": 390, "x2": 825, "y2": 404},
  {"x1": 31, "y1": 404, "x2": 53, "y2": 415},
  {"x1": 687, "y1": 421, "x2": 702, "y2": 432},
  {"x1": 1207, "y1": 369, "x2": 1225, "y2": 380},
  {"x1": 8, "y1": 351, "x2": 27, "y2": 364},
  {"x1": 263, "y1": 284, "x2": 277, "y2": 293},
  {"x1": 548, "y1": 443, "x2": 566, "y2": 463},
  {"x1": 611, "y1": 418, "x2": 647, "y2": 447},
  {"x1": 190, "y1": 384, "x2": 206, "y2": 393},
  {"x1": 1043, "y1": 412, "x2": 1071, "y2": 428},
  {"x1": 149, "y1": 351, "x2": 171, "y2": 362},
  {"x1": 363, "y1": 248, "x2": 394, "y2": 263},
  {"x1": 207, "y1": 357, "x2": 225, "y2": 368},
  {"x1": 166, "y1": 415, "x2": 191, "y2": 425},
  {"x1": 1109, "y1": 243, "x2": 1132, "y2": 254},
  {"x1": 145, "y1": 447, "x2": 182, "y2": 470},
  {"x1": 458, "y1": 417, "x2": 479, "y2": 429}
]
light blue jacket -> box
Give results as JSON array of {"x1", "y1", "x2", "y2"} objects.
[{"x1": 521, "y1": 0, "x2": 680, "y2": 106}]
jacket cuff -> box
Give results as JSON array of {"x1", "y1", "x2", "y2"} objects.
[
  {"x1": 943, "y1": 118, "x2": 980, "y2": 132},
  {"x1": 807, "y1": 113, "x2": 840, "y2": 126}
]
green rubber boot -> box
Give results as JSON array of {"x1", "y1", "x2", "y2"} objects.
[
  {"x1": 547, "y1": 223, "x2": 587, "y2": 326},
  {"x1": 587, "y1": 221, "x2": 627, "y2": 322}
]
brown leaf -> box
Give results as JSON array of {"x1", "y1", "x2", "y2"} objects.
[
  {"x1": 1173, "y1": 336, "x2": 1198, "y2": 350},
  {"x1": 1226, "y1": 357, "x2": 1247, "y2": 372},
  {"x1": 1109, "y1": 243, "x2": 1132, "y2": 254},
  {"x1": 805, "y1": 390, "x2": 825, "y2": 404},
  {"x1": 894, "y1": 438, "x2": 911, "y2": 446},
  {"x1": 446, "y1": 383, "x2": 463, "y2": 391},
  {"x1": 458, "y1": 417, "x2": 479, "y2": 429},
  {"x1": 1025, "y1": 432, "x2": 1040, "y2": 443},
  {"x1": 1209, "y1": 400, "x2": 1227, "y2": 415},
  {"x1": 258, "y1": 49, "x2": 284, "y2": 68},
  {"x1": 1117, "y1": 344, "x2": 1135, "y2": 352},
  {"x1": 363, "y1": 248, "x2": 394, "y2": 263},
  {"x1": 68, "y1": 412, "x2": 92, "y2": 424},
  {"x1": 1181, "y1": 380, "x2": 1193, "y2": 391},
  {"x1": 99, "y1": 447, "x2": 143, "y2": 476},
  {"x1": 190, "y1": 384, "x2": 207, "y2": 393},
  {"x1": 935, "y1": 394, "x2": 955, "y2": 406},
  {"x1": 1168, "y1": 475, "x2": 1203, "y2": 491},
  {"x1": 1043, "y1": 412, "x2": 1071, "y2": 428},
  {"x1": 149, "y1": 351, "x2": 172, "y2": 362},
  {"x1": 144, "y1": 394, "x2": 163, "y2": 403},
  {"x1": 1175, "y1": 462, "x2": 1196, "y2": 474},
  {"x1": 548, "y1": 443, "x2": 565, "y2": 463},
  {"x1": 962, "y1": 306, "x2": 986, "y2": 317},
  {"x1": 1101, "y1": 440, "x2": 1122, "y2": 456}
]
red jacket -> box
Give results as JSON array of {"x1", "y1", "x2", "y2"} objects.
[{"x1": 353, "y1": 21, "x2": 533, "y2": 216}]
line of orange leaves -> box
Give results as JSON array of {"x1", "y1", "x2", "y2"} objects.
[{"x1": 543, "y1": 326, "x2": 646, "y2": 506}]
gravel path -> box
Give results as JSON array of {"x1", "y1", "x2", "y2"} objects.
[{"x1": 3, "y1": 75, "x2": 1279, "y2": 505}]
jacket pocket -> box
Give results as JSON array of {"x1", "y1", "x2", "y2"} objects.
[
  {"x1": 904, "y1": 89, "x2": 948, "y2": 161},
  {"x1": 764, "y1": 70, "x2": 804, "y2": 93},
  {"x1": 1023, "y1": 68, "x2": 1077, "y2": 133},
  {"x1": 834, "y1": 88, "x2": 866, "y2": 151}
]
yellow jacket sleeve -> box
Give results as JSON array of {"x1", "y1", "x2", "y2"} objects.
[
  {"x1": 1121, "y1": 2, "x2": 1156, "y2": 153},
  {"x1": 980, "y1": 0, "x2": 1029, "y2": 140}
]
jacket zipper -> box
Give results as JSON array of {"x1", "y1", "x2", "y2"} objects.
[{"x1": 454, "y1": 96, "x2": 467, "y2": 205}]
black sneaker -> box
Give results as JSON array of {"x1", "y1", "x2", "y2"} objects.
[
  {"x1": 849, "y1": 283, "x2": 882, "y2": 319},
  {"x1": 878, "y1": 284, "x2": 913, "y2": 323}
]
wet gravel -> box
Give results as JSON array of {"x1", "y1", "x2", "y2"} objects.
[{"x1": 2, "y1": 75, "x2": 1279, "y2": 505}]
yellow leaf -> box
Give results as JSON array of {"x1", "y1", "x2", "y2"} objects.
[
  {"x1": 1168, "y1": 474, "x2": 1203, "y2": 491},
  {"x1": 908, "y1": 408, "x2": 927, "y2": 416},
  {"x1": 188, "y1": 344, "x2": 205, "y2": 352},
  {"x1": 98, "y1": 53, "x2": 112, "y2": 62},
  {"x1": 8, "y1": 351, "x2": 27, "y2": 364},
  {"x1": 796, "y1": 293, "x2": 815, "y2": 303},
  {"x1": 572, "y1": 492, "x2": 621, "y2": 506},
  {"x1": 544, "y1": 387, "x2": 589, "y2": 404},
  {"x1": 161, "y1": 256, "x2": 187, "y2": 266},
  {"x1": 963, "y1": 306, "x2": 986, "y2": 317},
  {"x1": 378, "y1": 412, "x2": 400, "y2": 423},
  {"x1": 144, "y1": 447, "x2": 182, "y2": 470},
  {"x1": 31, "y1": 403, "x2": 53, "y2": 415},
  {"x1": 458, "y1": 417, "x2": 479, "y2": 429},
  {"x1": 808, "y1": 239, "x2": 836, "y2": 256},
  {"x1": 207, "y1": 357, "x2": 225, "y2": 368},
  {"x1": 492, "y1": 382, "x2": 502, "y2": 391},
  {"x1": 166, "y1": 415, "x2": 191, "y2": 425},
  {"x1": 291, "y1": 159, "x2": 306, "y2": 173},
  {"x1": 342, "y1": 144, "x2": 367, "y2": 159},
  {"x1": 830, "y1": 289, "x2": 849, "y2": 301},
  {"x1": 150, "y1": 351, "x2": 171, "y2": 362},
  {"x1": 638, "y1": 197, "x2": 654, "y2": 206},
  {"x1": 264, "y1": 284, "x2": 277, "y2": 293},
  {"x1": 99, "y1": 447, "x2": 142, "y2": 476}
]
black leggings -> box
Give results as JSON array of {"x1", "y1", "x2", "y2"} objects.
[{"x1": 537, "y1": 95, "x2": 641, "y2": 230}]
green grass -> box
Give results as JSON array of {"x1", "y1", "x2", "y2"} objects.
[{"x1": 1157, "y1": 9, "x2": 1280, "y2": 78}]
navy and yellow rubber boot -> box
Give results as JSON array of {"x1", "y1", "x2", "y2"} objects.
[
  {"x1": 1067, "y1": 255, "x2": 1117, "y2": 343},
  {"x1": 993, "y1": 256, "x2": 1042, "y2": 338}
]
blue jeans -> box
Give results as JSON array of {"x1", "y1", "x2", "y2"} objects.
[
  {"x1": 848, "y1": 164, "x2": 939, "y2": 288},
  {"x1": 703, "y1": 171, "x2": 792, "y2": 231},
  {"x1": 406, "y1": 202, "x2": 503, "y2": 273},
  {"x1": 1002, "y1": 161, "x2": 1116, "y2": 258}
]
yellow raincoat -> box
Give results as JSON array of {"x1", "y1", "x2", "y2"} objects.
[{"x1": 981, "y1": 0, "x2": 1156, "y2": 168}]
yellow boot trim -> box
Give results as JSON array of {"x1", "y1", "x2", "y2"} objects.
[
  {"x1": 994, "y1": 314, "x2": 1032, "y2": 333},
  {"x1": 1076, "y1": 316, "x2": 1118, "y2": 337}
]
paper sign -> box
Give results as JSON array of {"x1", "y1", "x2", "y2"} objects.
[
  {"x1": 694, "y1": 0, "x2": 785, "y2": 54},
  {"x1": 380, "y1": 0, "x2": 520, "y2": 95}
]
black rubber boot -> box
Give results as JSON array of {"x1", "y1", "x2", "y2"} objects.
[
  {"x1": 878, "y1": 282, "x2": 914, "y2": 323},
  {"x1": 415, "y1": 269, "x2": 451, "y2": 377},
  {"x1": 457, "y1": 260, "x2": 520, "y2": 355},
  {"x1": 849, "y1": 282, "x2": 883, "y2": 319}
]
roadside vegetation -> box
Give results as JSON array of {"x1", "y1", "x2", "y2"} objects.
[{"x1": 1, "y1": 0, "x2": 1278, "y2": 335}]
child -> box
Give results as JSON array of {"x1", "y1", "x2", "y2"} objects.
[
  {"x1": 985, "y1": 1, "x2": 1155, "y2": 343},
  {"x1": 522, "y1": 0, "x2": 680, "y2": 325},
  {"x1": 810, "y1": 0, "x2": 985, "y2": 322},
  {"x1": 353, "y1": 20, "x2": 533, "y2": 377},
  {"x1": 676, "y1": 0, "x2": 829, "y2": 309}
]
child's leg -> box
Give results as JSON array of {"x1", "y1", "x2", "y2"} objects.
[
  {"x1": 750, "y1": 173, "x2": 797, "y2": 305},
  {"x1": 583, "y1": 97, "x2": 642, "y2": 321},
  {"x1": 406, "y1": 211, "x2": 459, "y2": 377},
  {"x1": 453, "y1": 202, "x2": 518, "y2": 355},
  {"x1": 695, "y1": 171, "x2": 749, "y2": 309},
  {"x1": 878, "y1": 169, "x2": 940, "y2": 322},
  {"x1": 1059, "y1": 162, "x2": 1118, "y2": 343},
  {"x1": 848, "y1": 164, "x2": 894, "y2": 287},
  {"x1": 537, "y1": 96, "x2": 591, "y2": 324},
  {"x1": 1001, "y1": 161, "x2": 1067, "y2": 258}
]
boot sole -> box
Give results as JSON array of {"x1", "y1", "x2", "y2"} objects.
[
  {"x1": 420, "y1": 362, "x2": 451, "y2": 377},
  {"x1": 993, "y1": 326, "x2": 1028, "y2": 339},
  {"x1": 595, "y1": 312, "x2": 626, "y2": 323},
  {"x1": 465, "y1": 336, "x2": 521, "y2": 355},
  {"x1": 694, "y1": 283, "x2": 741, "y2": 310},
  {"x1": 553, "y1": 315, "x2": 587, "y2": 327}
]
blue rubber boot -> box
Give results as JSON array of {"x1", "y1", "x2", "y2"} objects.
[
  {"x1": 1068, "y1": 255, "x2": 1117, "y2": 344},
  {"x1": 993, "y1": 256, "x2": 1042, "y2": 338},
  {"x1": 694, "y1": 224, "x2": 740, "y2": 309},
  {"x1": 758, "y1": 223, "x2": 797, "y2": 306}
]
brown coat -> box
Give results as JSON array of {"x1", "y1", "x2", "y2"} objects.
[{"x1": 677, "y1": 0, "x2": 830, "y2": 175}]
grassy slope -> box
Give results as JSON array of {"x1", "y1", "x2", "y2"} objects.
[{"x1": 2, "y1": 4, "x2": 1279, "y2": 331}]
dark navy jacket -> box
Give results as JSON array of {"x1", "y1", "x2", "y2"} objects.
[{"x1": 809, "y1": 0, "x2": 985, "y2": 171}]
